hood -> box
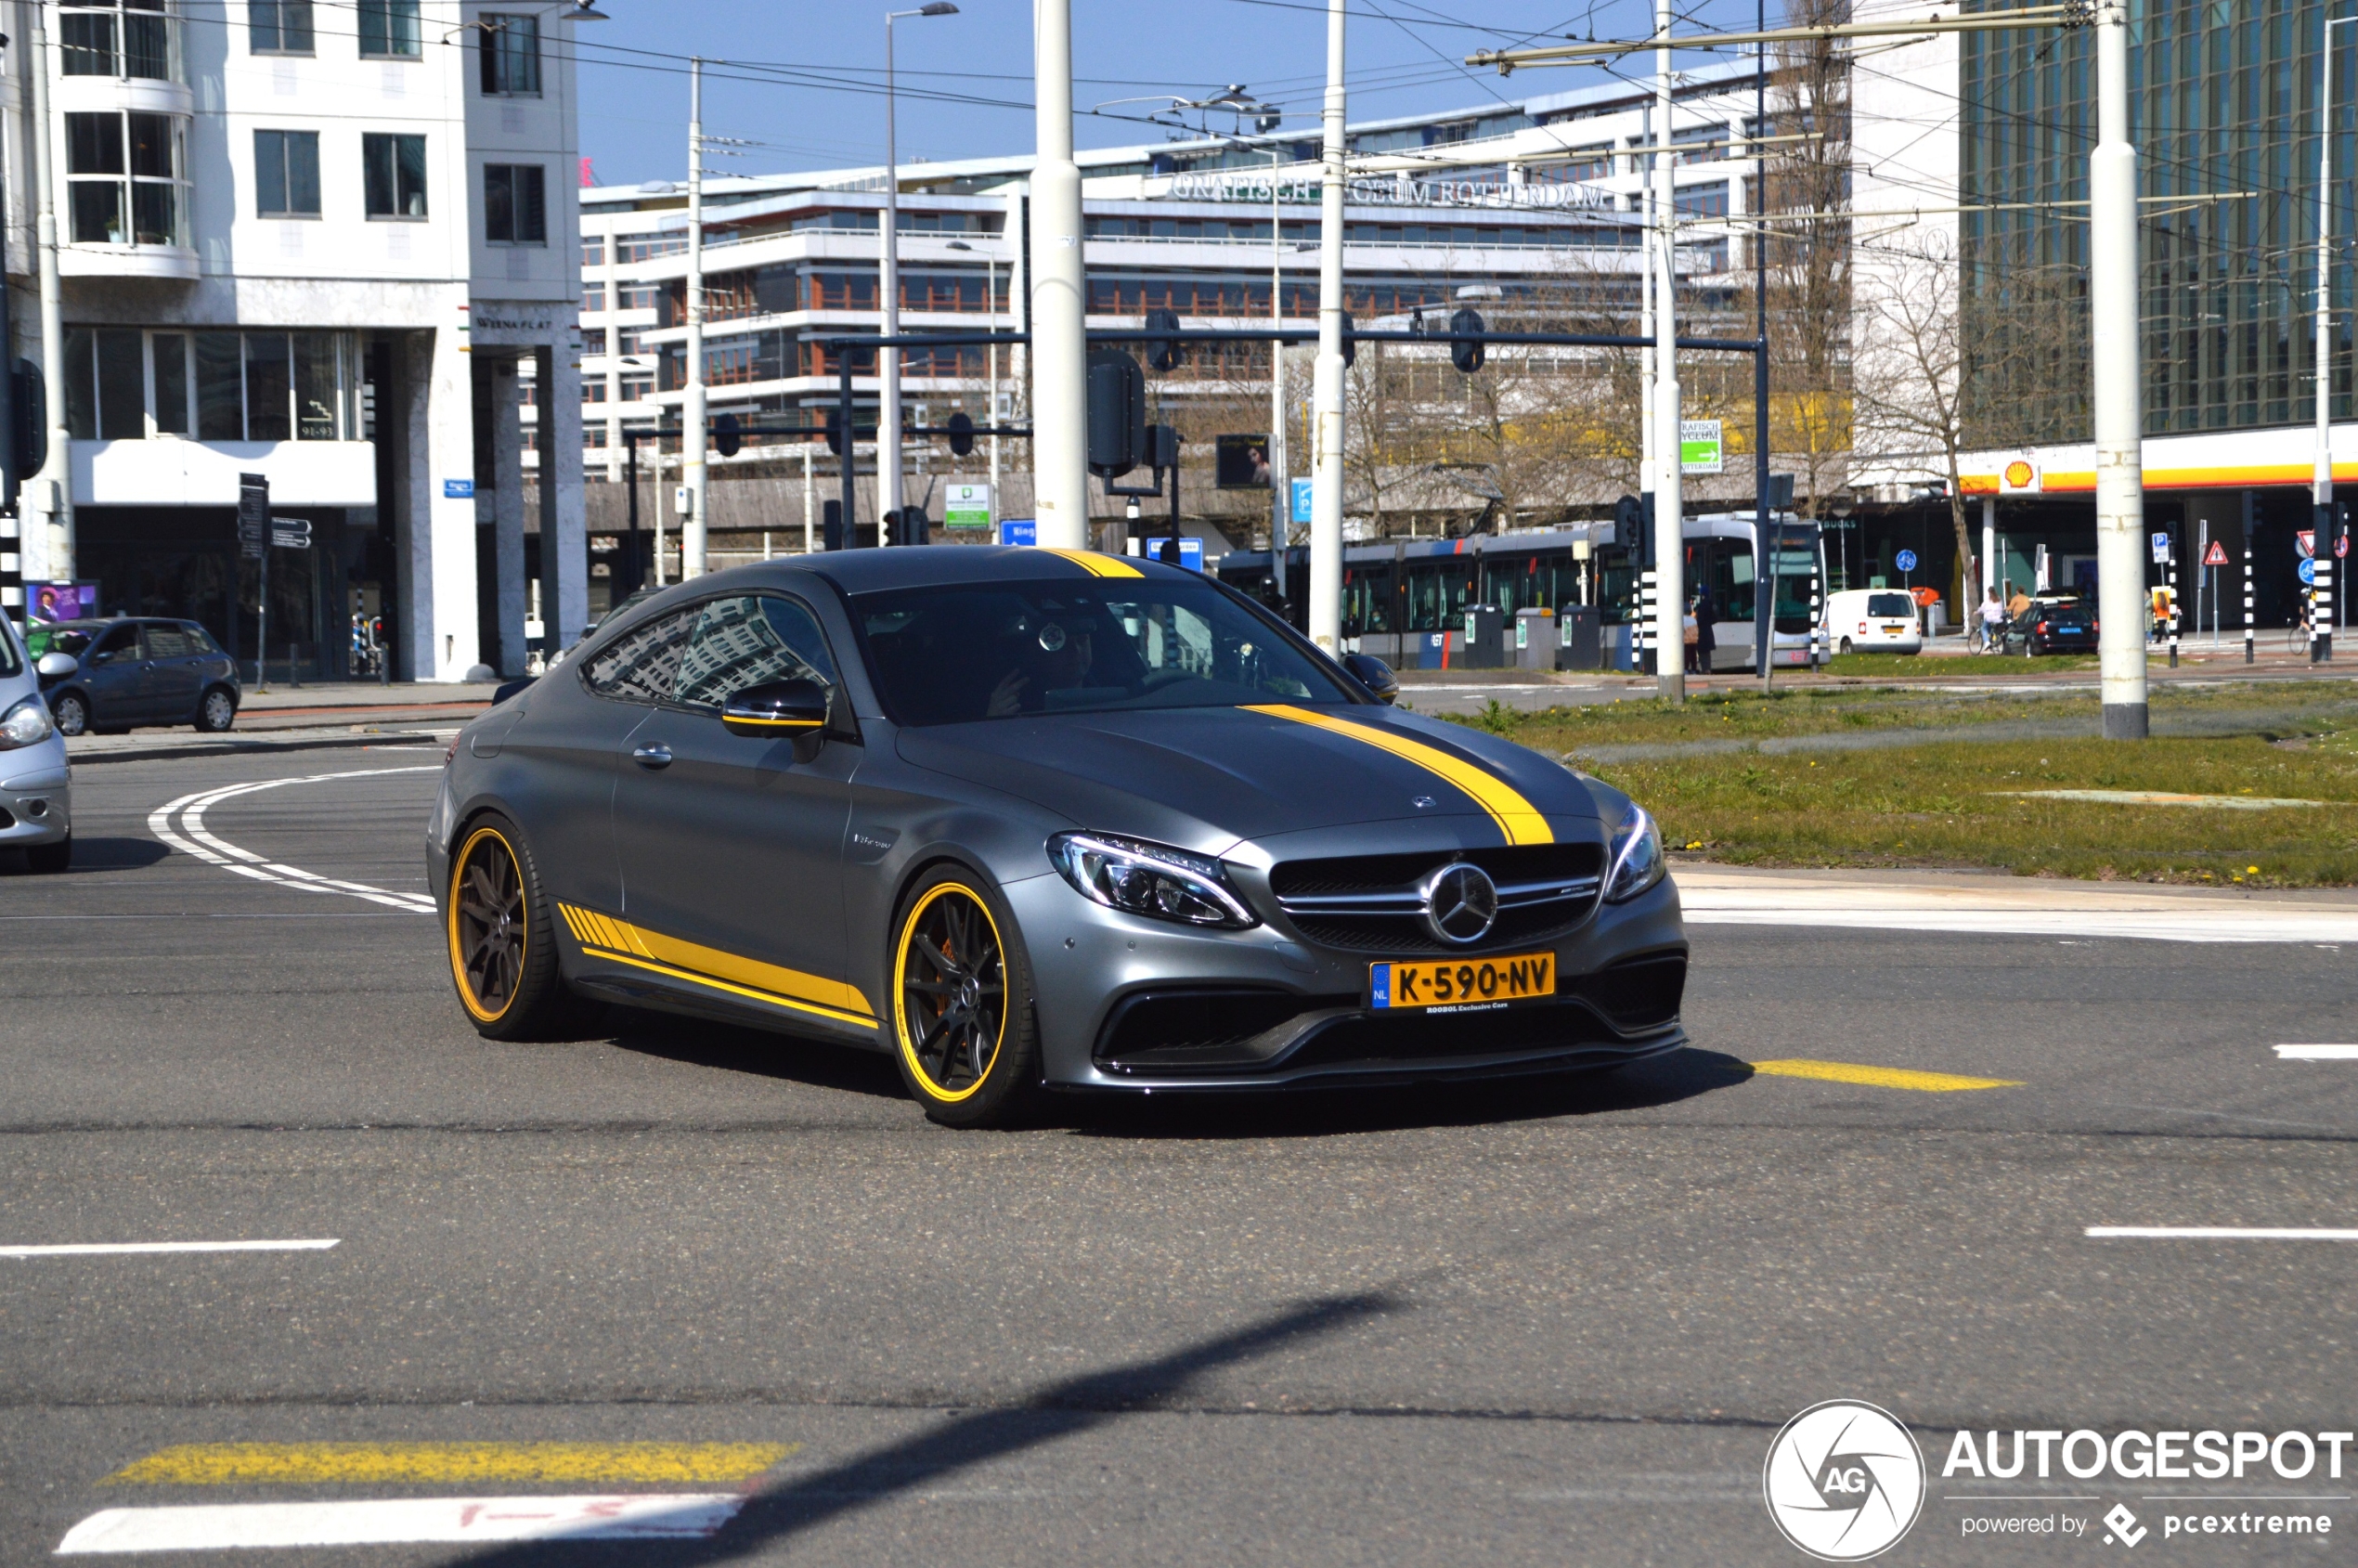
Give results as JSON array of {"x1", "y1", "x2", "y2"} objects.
[{"x1": 895, "y1": 703, "x2": 1597, "y2": 855}]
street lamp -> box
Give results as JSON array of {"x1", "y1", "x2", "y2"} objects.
[{"x1": 880, "y1": 2, "x2": 959, "y2": 541}]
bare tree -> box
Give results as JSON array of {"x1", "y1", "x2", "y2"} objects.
[
  {"x1": 1759, "y1": 0, "x2": 1853, "y2": 520},
  {"x1": 1850, "y1": 229, "x2": 1977, "y2": 598}
]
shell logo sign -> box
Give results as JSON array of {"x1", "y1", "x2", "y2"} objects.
[{"x1": 2001, "y1": 459, "x2": 2041, "y2": 494}]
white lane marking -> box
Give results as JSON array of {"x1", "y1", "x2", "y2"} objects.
[
  {"x1": 56, "y1": 1495, "x2": 745, "y2": 1552},
  {"x1": 2087, "y1": 1227, "x2": 2358, "y2": 1241},
  {"x1": 0, "y1": 1239, "x2": 337, "y2": 1258},
  {"x1": 147, "y1": 768, "x2": 439, "y2": 914},
  {"x1": 1684, "y1": 906, "x2": 2358, "y2": 943},
  {"x1": 1676, "y1": 871, "x2": 2358, "y2": 945},
  {"x1": 2276, "y1": 1044, "x2": 2358, "y2": 1059}
]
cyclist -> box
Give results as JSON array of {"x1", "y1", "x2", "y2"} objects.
[{"x1": 1976, "y1": 588, "x2": 2007, "y2": 652}]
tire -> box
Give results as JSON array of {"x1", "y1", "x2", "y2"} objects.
[
  {"x1": 49, "y1": 692, "x2": 87, "y2": 738},
  {"x1": 1838, "y1": 637, "x2": 1853, "y2": 654},
  {"x1": 24, "y1": 835, "x2": 70, "y2": 875},
  {"x1": 445, "y1": 811, "x2": 580, "y2": 1041},
  {"x1": 195, "y1": 686, "x2": 237, "y2": 733},
  {"x1": 887, "y1": 866, "x2": 1044, "y2": 1129}
]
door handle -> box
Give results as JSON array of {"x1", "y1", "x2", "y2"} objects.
[{"x1": 631, "y1": 743, "x2": 673, "y2": 770}]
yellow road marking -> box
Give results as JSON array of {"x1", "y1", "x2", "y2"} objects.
[
  {"x1": 1241, "y1": 704, "x2": 1554, "y2": 846},
  {"x1": 1036, "y1": 547, "x2": 1143, "y2": 577},
  {"x1": 105, "y1": 1443, "x2": 799, "y2": 1486},
  {"x1": 557, "y1": 903, "x2": 873, "y2": 1024},
  {"x1": 1749, "y1": 1058, "x2": 2024, "y2": 1093}
]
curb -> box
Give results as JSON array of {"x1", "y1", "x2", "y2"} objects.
[{"x1": 68, "y1": 729, "x2": 456, "y2": 767}]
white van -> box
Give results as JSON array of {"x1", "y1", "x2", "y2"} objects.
[{"x1": 1825, "y1": 589, "x2": 1923, "y2": 654}]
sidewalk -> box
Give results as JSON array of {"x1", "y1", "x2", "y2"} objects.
[
  {"x1": 65, "y1": 681, "x2": 493, "y2": 765},
  {"x1": 1675, "y1": 861, "x2": 2358, "y2": 943}
]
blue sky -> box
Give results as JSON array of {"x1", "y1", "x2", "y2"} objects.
[{"x1": 571, "y1": 0, "x2": 1697, "y2": 188}]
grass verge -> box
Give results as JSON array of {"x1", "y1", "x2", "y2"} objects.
[{"x1": 1820, "y1": 651, "x2": 2099, "y2": 678}]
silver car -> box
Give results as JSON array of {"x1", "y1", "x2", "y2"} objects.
[
  {"x1": 0, "y1": 615, "x2": 71, "y2": 873},
  {"x1": 431, "y1": 549, "x2": 1686, "y2": 1127}
]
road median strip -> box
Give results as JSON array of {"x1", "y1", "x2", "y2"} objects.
[{"x1": 1748, "y1": 1058, "x2": 2024, "y2": 1092}]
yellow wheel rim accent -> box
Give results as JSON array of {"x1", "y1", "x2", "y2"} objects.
[
  {"x1": 893, "y1": 882, "x2": 1008, "y2": 1104},
  {"x1": 448, "y1": 824, "x2": 525, "y2": 1024}
]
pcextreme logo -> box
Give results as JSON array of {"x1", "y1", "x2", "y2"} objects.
[{"x1": 1764, "y1": 1400, "x2": 1927, "y2": 1561}]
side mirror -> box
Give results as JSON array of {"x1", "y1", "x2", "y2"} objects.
[
  {"x1": 722, "y1": 678, "x2": 831, "y2": 742},
  {"x1": 35, "y1": 652, "x2": 77, "y2": 682},
  {"x1": 1341, "y1": 652, "x2": 1398, "y2": 705}
]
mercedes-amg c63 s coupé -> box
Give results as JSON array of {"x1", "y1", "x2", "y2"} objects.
[{"x1": 431, "y1": 546, "x2": 1687, "y2": 1126}]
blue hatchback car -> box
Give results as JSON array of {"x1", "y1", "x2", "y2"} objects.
[{"x1": 29, "y1": 618, "x2": 241, "y2": 736}]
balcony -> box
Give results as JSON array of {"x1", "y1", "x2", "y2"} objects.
[{"x1": 55, "y1": 2, "x2": 196, "y2": 280}]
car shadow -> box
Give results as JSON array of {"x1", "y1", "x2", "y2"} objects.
[
  {"x1": 0, "y1": 836, "x2": 169, "y2": 875},
  {"x1": 596, "y1": 1008, "x2": 909, "y2": 1102},
  {"x1": 1054, "y1": 1047, "x2": 1758, "y2": 1140},
  {"x1": 448, "y1": 1290, "x2": 1394, "y2": 1568}
]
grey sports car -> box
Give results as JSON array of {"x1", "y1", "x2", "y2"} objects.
[{"x1": 430, "y1": 546, "x2": 1687, "y2": 1127}]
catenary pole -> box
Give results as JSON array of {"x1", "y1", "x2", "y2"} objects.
[
  {"x1": 1028, "y1": 0, "x2": 1089, "y2": 549},
  {"x1": 881, "y1": 15, "x2": 904, "y2": 540},
  {"x1": 2316, "y1": 19, "x2": 2356, "y2": 659},
  {"x1": 1639, "y1": 181, "x2": 1655, "y2": 673},
  {"x1": 1754, "y1": 0, "x2": 1773, "y2": 689},
  {"x1": 681, "y1": 58, "x2": 707, "y2": 577},
  {"x1": 2091, "y1": 0, "x2": 2146, "y2": 733},
  {"x1": 1307, "y1": 0, "x2": 1347, "y2": 652},
  {"x1": 1652, "y1": 0, "x2": 1686, "y2": 701},
  {"x1": 30, "y1": 11, "x2": 68, "y2": 587},
  {"x1": 1269, "y1": 145, "x2": 1289, "y2": 550}
]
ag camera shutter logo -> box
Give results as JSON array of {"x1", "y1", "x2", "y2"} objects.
[{"x1": 1763, "y1": 1400, "x2": 1926, "y2": 1561}]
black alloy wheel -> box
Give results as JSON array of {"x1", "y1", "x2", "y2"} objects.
[
  {"x1": 889, "y1": 870, "x2": 1042, "y2": 1127},
  {"x1": 446, "y1": 813, "x2": 582, "y2": 1041},
  {"x1": 49, "y1": 692, "x2": 87, "y2": 737}
]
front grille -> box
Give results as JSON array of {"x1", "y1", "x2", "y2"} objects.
[{"x1": 1268, "y1": 843, "x2": 1605, "y2": 955}]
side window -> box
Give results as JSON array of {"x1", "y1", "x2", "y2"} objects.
[
  {"x1": 143, "y1": 625, "x2": 195, "y2": 658},
  {"x1": 580, "y1": 608, "x2": 694, "y2": 704},
  {"x1": 675, "y1": 595, "x2": 839, "y2": 712},
  {"x1": 91, "y1": 624, "x2": 139, "y2": 664}
]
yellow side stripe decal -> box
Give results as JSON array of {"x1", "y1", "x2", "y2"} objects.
[
  {"x1": 1036, "y1": 547, "x2": 1144, "y2": 578},
  {"x1": 557, "y1": 902, "x2": 876, "y2": 1026},
  {"x1": 1242, "y1": 705, "x2": 1554, "y2": 846},
  {"x1": 106, "y1": 1443, "x2": 800, "y2": 1486}
]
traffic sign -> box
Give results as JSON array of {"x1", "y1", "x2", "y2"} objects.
[
  {"x1": 2151, "y1": 530, "x2": 2171, "y2": 564},
  {"x1": 1679, "y1": 420, "x2": 1724, "y2": 476},
  {"x1": 270, "y1": 518, "x2": 312, "y2": 550},
  {"x1": 2300, "y1": 558, "x2": 2317, "y2": 586},
  {"x1": 1291, "y1": 476, "x2": 1315, "y2": 525},
  {"x1": 942, "y1": 482, "x2": 991, "y2": 529},
  {"x1": 2298, "y1": 529, "x2": 2315, "y2": 560},
  {"x1": 237, "y1": 473, "x2": 268, "y2": 562},
  {"x1": 998, "y1": 519, "x2": 1036, "y2": 547},
  {"x1": 1894, "y1": 549, "x2": 1918, "y2": 574},
  {"x1": 2204, "y1": 539, "x2": 2229, "y2": 567},
  {"x1": 2340, "y1": 534, "x2": 2352, "y2": 559}
]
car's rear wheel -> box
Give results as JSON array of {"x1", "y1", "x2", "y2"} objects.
[
  {"x1": 889, "y1": 868, "x2": 1043, "y2": 1128},
  {"x1": 196, "y1": 687, "x2": 237, "y2": 732},
  {"x1": 446, "y1": 812, "x2": 578, "y2": 1041},
  {"x1": 50, "y1": 692, "x2": 87, "y2": 737},
  {"x1": 1838, "y1": 637, "x2": 1854, "y2": 654}
]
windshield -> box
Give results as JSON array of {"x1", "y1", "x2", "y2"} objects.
[
  {"x1": 0, "y1": 616, "x2": 20, "y2": 679},
  {"x1": 854, "y1": 577, "x2": 1354, "y2": 726}
]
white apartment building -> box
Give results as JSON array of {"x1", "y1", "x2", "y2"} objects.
[
  {"x1": 5, "y1": 0, "x2": 587, "y2": 681},
  {"x1": 566, "y1": 61, "x2": 1777, "y2": 577}
]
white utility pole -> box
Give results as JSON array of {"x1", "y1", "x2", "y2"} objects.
[
  {"x1": 2091, "y1": 0, "x2": 2146, "y2": 732},
  {"x1": 802, "y1": 447, "x2": 816, "y2": 554},
  {"x1": 2315, "y1": 17, "x2": 2355, "y2": 661},
  {"x1": 30, "y1": 12, "x2": 68, "y2": 585},
  {"x1": 988, "y1": 245, "x2": 1001, "y2": 501},
  {"x1": 1028, "y1": 0, "x2": 1088, "y2": 549},
  {"x1": 1269, "y1": 146, "x2": 1289, "y2": 546},
  {"x1": 1307, "y1": 0, "x2": 1347, "y2": 651},
  {"x1": 1651, "y1": 0, "x2": 1685, "y2": 701},
  {"x1": 680, "y1": 58, "x2": 707, "y2": 578}
]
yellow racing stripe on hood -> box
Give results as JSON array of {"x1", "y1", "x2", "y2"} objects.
[
  {"x1": 1242, "y1": 705, "x2": 1554, "y2": 846},
  {"x1": 1036, "y1": 547, "x2": 1144, "y2": 578}
]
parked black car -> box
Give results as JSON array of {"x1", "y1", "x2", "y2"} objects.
[
  {"x1": 28, "y1": 618, "x2": 241, "y2": 735},
  {"x1": 2001, "y1": 595, "x2": 2098, "y2": 657}
]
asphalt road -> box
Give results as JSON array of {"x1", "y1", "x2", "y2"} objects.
[{"x1": 2, "y1": 749, "x2": 2355, "y2": 1564}]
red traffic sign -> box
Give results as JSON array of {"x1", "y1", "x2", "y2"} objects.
[
  {"x1": 2341, "y1": 534, "x2": 2352, "y2": 559},
  {"x1": 2204, "y1": 539, "x2": 2229, "y2": 566},
  {"x1": 2298, "y1": 529, "x2": 2316, "y2": 560}
]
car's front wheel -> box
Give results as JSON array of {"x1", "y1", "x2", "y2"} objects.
[
  {"x1": 196, "y1": 687, "x2": 237, "y2": 732},
  {"x1": 446, "y1": 812, "x2": 580, "y2": 1041},
  {"x1": 49, "y1": 692, "x2": 87, "y2": 737},
  {"x1": 888, "y1": 868, "x2": 1043, "y2": 1128}
]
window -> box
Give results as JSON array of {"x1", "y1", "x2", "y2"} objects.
[
  {"x1": 142, "y1": 624, "x2": 196, "y2": 659},
  {"x1": 358, "y1": 0, "x2": 421, "y2": 58},
  {"x1": 363, "y1": 134, "x2": 427, "y2": 219},
  {"x1": 581, "y1": 237, "x2": 605, "y2": 266},
  {"x1": 484, "y1": 164, "x2": 546, "y2": 245},
  {"x1": 479, "y1": 13, "x2": 541, "y2": 96},
  {"x1": 582, "y1": 380, "x2": 607, "y2": 403},
  {"x1": 255, "y1": 131, "x2": 320, "y2": 218},
  {"x1": 63, "y1": 328, "x2": 146, "y2": 440},
  {"x1": 66, "y1": 112, "x2": 185, "y2": 247},
  {"x1": 75, "y1": 328, "x2": 355, "y2": 443},
  {"x1": 152, "y1": 333, "x2": 189, "y2": 434},
  {"x1": 582, "y1": 607, "x2": 695, "y2": 703},
  {"x1": 249, "y1": 0, "x2": 313, "y2": 53},
  {"x1": 618, "y1": 373, "x2": 654, "y2": 402},
  {"x1": 616, "y1": 283, "x2": 660, "y2": 311},
  {"x1": 582, "y1": 283, "x2": 606, "y2": 312},
  {"x1": 580, "y1": 328, "x2": 608, "y2": 356},
  {"x1": 615, "y1": 327, "x2": 650, "y2": 358},
  {"x1": 675, "y1": 597, "x2": 838, "y2": 711},
  {"x1": 61, "y1": 0, "x2": 173, "y2": 81}
]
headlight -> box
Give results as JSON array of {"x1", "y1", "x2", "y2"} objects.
[
  {"x1": 0, "y1": 695, "x2": 55, "y2": 750},
  {"x1": 1604, "y1": 805, "x2": 1665, "y2": 903},
  {"x1": 1048, "y1": 832, "x2": 1258, "y2": 929}
]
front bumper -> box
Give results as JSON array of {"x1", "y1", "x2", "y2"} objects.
[
  {"x1": 1010, "y1": 869, "x2": 1690, "y2": 1091},
  {"x1": 0, "y1": 748, "x2": 71, "y2": 848}
]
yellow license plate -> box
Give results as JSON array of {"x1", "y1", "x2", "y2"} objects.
[{"x1": 1371, "y1": 951, "x2": 1556, "y2": 1013}]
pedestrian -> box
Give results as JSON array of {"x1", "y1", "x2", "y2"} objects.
[
  {"x1": 1686, "y1": 584, "x2": 1715, "y2": 674},
  {"x1": 2007, "y1": 585, "x2": 2032, "y2": 619}
]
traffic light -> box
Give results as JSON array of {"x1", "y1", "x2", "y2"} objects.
[
  {"x1": 896, "y1": 505, "x2": 930, "y2": 547},
  {"x1": 946, "y1": 410, "x2": 975, "y2": 457},
  {"x1": 822, "y1": 499, "x2": 844, "y2": 552},
  {"x1": 1145, "y1": 306, "x2": 1182, "y2": 373},
  {"x1": 1449, "y1": 307, "x2": 1486, "y2": 374},
  {"x1": 1612, "y1": 494, "x2": 1649, "y2": 552},
  {"x1": 1086, "y1": 350, "x2": 1145, "y2": 478},
  {"x1": 823, "y1": 408, "x2": 845, "y2": 457},
  {"x1": 713, "y1": 412, "x2": 741, "y2": 459},
  {"x1": 1147, "y1": 423, "x2": 1180, "y2": 473},
  {"x1": 1341, "y1": 308, "x2": 1355, "y2": 369}
]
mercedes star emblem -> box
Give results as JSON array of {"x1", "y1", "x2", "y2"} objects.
[{"x1": 1420, "y1": 862, "x2": 1498, "y2": 945}]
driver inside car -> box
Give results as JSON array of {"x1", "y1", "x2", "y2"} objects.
[{"x1": 987, "y1": 615, "x2": 1098, "y2": 717}]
